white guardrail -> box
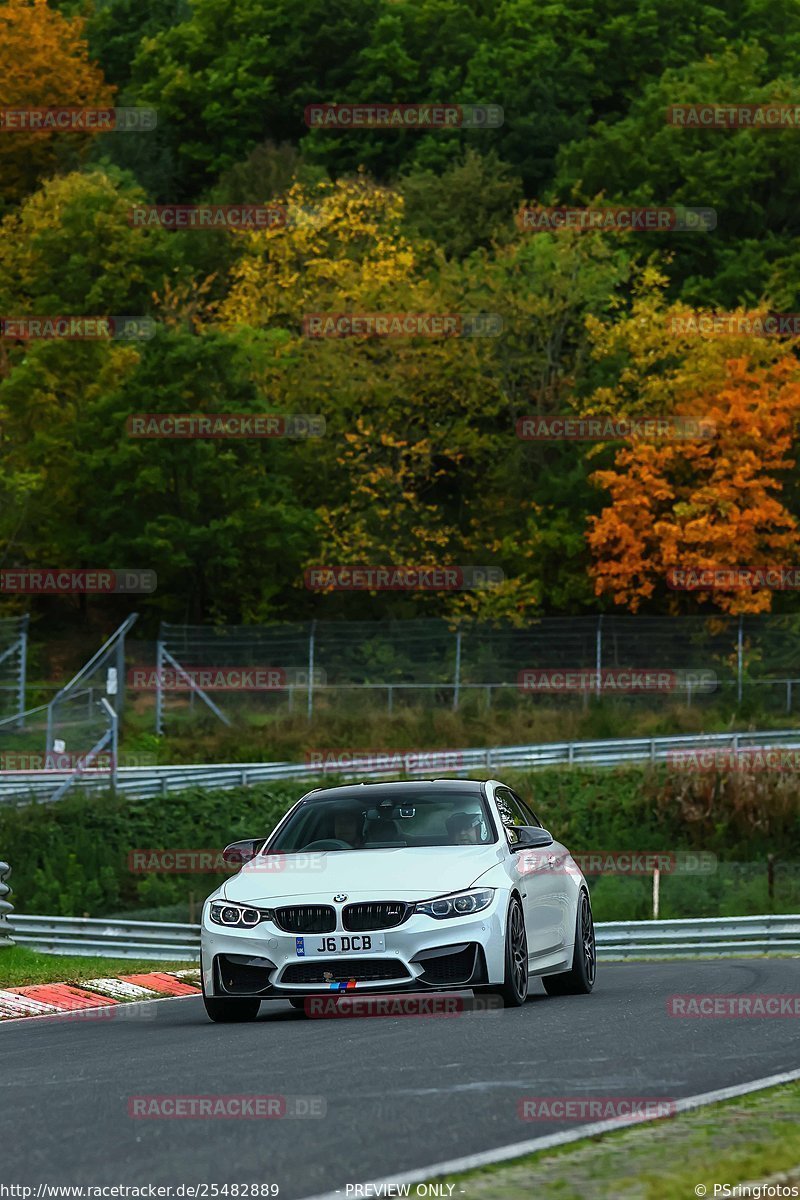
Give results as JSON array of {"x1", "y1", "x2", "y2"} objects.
[
  {"x1": 3, "y1": 727, "x2": 800, "y2": 803},
  {"x1": 4, "y1": 913, "x2": 799, "y2": 962}
]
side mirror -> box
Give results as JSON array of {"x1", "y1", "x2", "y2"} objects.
[
  {"x1": 511, "y1": 826, "x2": 554, "y2": 850},
  {"x1": 222, "y1": 838, "x2": 265, "y2": 865}
]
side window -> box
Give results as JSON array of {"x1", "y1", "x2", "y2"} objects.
[
  {"x1": 494, "y1": 787, "x2": 529, "y2": 844},
  {"x1": 510, "y1": 790, "x2": 542, "y2": 828}
]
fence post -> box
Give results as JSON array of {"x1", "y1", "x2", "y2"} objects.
[
  {"x1": 155, "y1": 637, "x2": 165, "y2": 736},
  {"x1": 115, "y1": 623, "x2": 126, "y2": 722},
  {"x1": 16, "y1": 615, "x2": 28, "y2": 728},
  {"x1": 453, "y1": 630, "x2": 462, "y2": 711},
  {"x1": 99, "y1": 698, "x2": 119, "y2": 794},
  {"x1": 737, "y1": 614, "x2": 743, "y2": 705},
  {"x1": 307, "y1": 620, "x2": 316, "y2": 720}
]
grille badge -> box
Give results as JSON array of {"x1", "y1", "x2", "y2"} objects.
[{"x1": 333, "y1": 893, "x2": 347, "y2": 902}]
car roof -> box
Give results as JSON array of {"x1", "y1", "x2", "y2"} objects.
[{"x1": 300, "y1": 779, "x2": 486, "y2": 803}]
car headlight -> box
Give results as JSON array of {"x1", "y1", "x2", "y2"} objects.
[
  {"x1": 414, "y1": 889, "x2": 494, "y2": 919},
  {"x1": 209, "y1": 901, "x2": 272, "y2": 928}
]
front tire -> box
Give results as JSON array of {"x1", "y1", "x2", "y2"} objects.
[
  {"x1": 202, "y1": 982, "x2": 261, "y2": 1023},
  {"x1": 485, "y1": 896, "x2": 529, "y2": 1008},
  {"x1": 542, "y1": 889, "x2": 596, "y2": 996}
]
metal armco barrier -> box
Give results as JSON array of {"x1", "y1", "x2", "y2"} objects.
[
  {"x1": 8, "y1": 915, "x2": 200, "y2": 961},
  {"x1": 6, "y1": 913, "x2": 798, "y2": 963},
  {"x1": 595, "y1": 914, "x2": 800, "y2": 959},
  {"x1": 0, "y1": 862, "x2": 12, "y2": 946},
  {"x1": 2, "y1": 727, "x2": 800, "y2": 804}
]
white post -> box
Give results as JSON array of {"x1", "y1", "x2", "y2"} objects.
[{"x1": 652, "y1": 867, "x2": 660, "y2": 919}]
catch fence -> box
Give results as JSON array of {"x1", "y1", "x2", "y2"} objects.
[
  {"x1": 0, "y1": 616, "x2": 136, "y2": 803},
  {"x1": 150, "y1": 614, "x2": 800, "y2": 733},
  {"x1": 0, "y1": 615, "x2": 28, "y2": 723}
]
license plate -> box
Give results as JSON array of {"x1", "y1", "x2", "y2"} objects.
[{"x1": 295, "y1": 934, "x2": 386, "y2": 957}]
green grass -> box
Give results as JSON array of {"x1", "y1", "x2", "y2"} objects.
[
  {"x1": 119, "y1": 697, "x2": 800, "y2": 766},
  {"x1": 429, "y1": 1081, "x2": 800, "y2": 1199},
  {"x1": 0, "y1": 944, "x2": 196, "y2": 989}
]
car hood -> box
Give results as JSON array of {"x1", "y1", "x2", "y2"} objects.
[{"x1": 221, "y1": 844, "x2": 505, "y2": 905}]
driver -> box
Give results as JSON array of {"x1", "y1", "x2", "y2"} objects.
[
  {"x1": 333, "y1": 807, "x2": 364, "y2": 848},
  {"x1": 446, "y1": 811, "x2": 483, "y2": 845}
]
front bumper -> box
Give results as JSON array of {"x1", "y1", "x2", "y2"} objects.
[{"x1": 201, "y1": 896, "x2": 506, "y2": 998}]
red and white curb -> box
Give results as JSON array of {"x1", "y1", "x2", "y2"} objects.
[{"x1": 0, "y1": 968, "x2": 201, "y2": 1021}]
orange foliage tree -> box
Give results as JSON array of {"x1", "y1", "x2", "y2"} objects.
[
  {"x1": 0, "y1": 0, "x2": 114, "y2": 204},
  {"x1": 587, "y1": 355, "x2": 800, "y2": 614}
]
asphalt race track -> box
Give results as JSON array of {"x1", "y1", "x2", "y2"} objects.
[{"x1": 2, "y1": 959, "x2": 798, "y2": 1197}]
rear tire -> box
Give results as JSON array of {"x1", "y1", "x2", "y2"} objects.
[
  {"x1": 542, "y1": 889, "x2": 596, "y2": 996},
  {"x1": 485, "y1": 896, "x2": 528, "y2": 1008}
]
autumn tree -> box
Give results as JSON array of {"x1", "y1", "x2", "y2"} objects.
[
  {"x1": 586, "y1": 287, "x2": 800, "y2": 613},
  {"x1": 0, "y1": 0, "x2": 114, "y2": 206}
]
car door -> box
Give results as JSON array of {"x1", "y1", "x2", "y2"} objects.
[{"x1": 493, "y1": 786, "x2": 567, "y2": 965}]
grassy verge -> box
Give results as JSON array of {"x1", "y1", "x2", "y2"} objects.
[
  {"x1": 429, "y1": 1081, "x2": 800, "y2": 1199},
  {"x1": 118, "y1": 699, "x2": 800, "y2": 766},
  {"x1": 0, "y1": 944, "x2": 196, "y2": 989},
  {"x1": 0, "y1": 763, "x2": 798, "y2": 920}
]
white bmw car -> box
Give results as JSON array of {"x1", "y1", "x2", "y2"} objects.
[{"x1": 200, "y1": 778, "x2": 596, "y2": 1021}]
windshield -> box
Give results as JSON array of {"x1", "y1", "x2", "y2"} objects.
[{"x1": 267, "y1": 790, "x2": 497, "y2": 851}]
